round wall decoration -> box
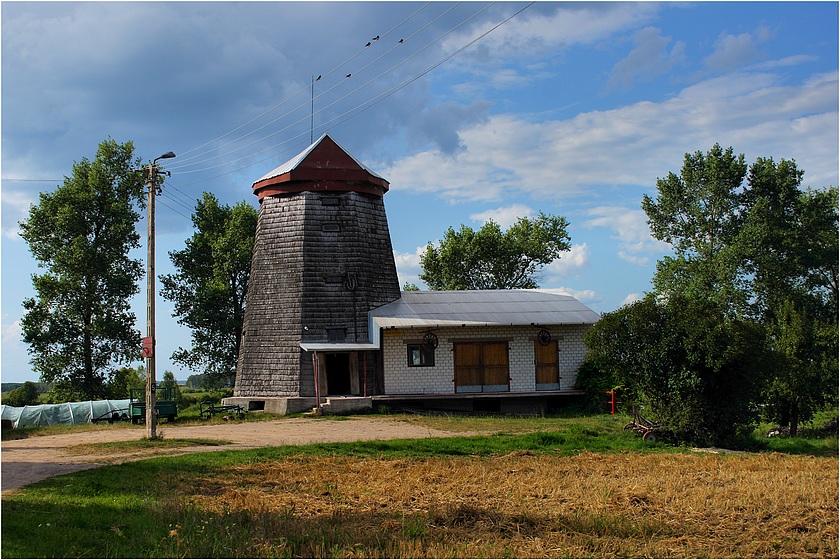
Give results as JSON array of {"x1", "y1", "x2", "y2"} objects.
[
  {"x1": 537, "y1": 329, "x2": 552, "y2": 346},
  {"x1": 423, "y1": 332, "x2": 439, "y2": 350}
]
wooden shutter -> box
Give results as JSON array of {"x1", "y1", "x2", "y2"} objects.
[
  {"x1": 454, "y1": 342, "x2": 482, "y2": 392},
  {"x1": 534, "y1": 340, "x2": 559, "y2": 390},
  {"x1": 482, "y1": 342, "x2": 509, "y2": 390},
  {"x1": 454, "y1": 341, "x2": 509, "y2": 393}
]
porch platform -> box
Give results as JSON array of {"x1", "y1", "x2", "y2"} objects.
[{"x1": 370, "y1": 390, "x2": 586, "y2": 415}]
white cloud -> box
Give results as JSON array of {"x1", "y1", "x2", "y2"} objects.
[
  {"x1": 704, "y1": 29, "x2": 768, "y2": 73},
  {"x1": 385, "y1": 71, "x2": 838, "y2": 202},
  {"x1": 394, "y1": 247, "x2": 426, "y2": 289},
  {"x1": 584, "y1": 207, "x2": 670, "y2": 265},
  {"x1": 607, "y1": 27, "x2": 685, "y2": 90},
  {"x1": 540, "y1": 286, "x2": 600, "y2": 305},
  {"x1": 1, "y1": 317, "x2": 23, "y2": 347},
  {"x1": 1, "y1": 188, "x2": 38, "y2": 239},
  {"x1": 443, "y1": 3, "x2": 661, "y2": 59},
  {"x1": 620, "y1": 293, "x2": 643, "y2": 306},
  {"x1": 469, "y1": 204, "x2": 534, "y2": 228},
  {"x1": 544, "y1": 243, "x2": 590, "y2": 279}
]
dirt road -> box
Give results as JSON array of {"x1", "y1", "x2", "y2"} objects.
[{"x1": 1, "y1": 416, "x2": 461, "y2": 493}]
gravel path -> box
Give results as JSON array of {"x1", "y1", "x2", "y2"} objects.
[{"x1": 1, "y1": 417, "x2": 459, "y2": 493}]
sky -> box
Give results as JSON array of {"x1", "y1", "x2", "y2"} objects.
[{"x1": 2, "y1": 1, "x2": 838, "y2": 384}]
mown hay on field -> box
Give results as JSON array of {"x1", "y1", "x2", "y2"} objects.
[{"x1": 165, "y1": 451, "x2": 838, "y2": 558}]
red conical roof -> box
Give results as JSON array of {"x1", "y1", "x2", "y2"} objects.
[{"x1": 252, "y1": 134, "x2": 389, "y2": 200}]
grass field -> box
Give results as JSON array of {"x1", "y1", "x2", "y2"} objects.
[{"x1": 2, "y1": 413, "x2": 837, "y2": 558}]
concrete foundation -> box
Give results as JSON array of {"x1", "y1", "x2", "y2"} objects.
[{"x1": 223, "y1": 396, "x2": 373, "y2": 416}]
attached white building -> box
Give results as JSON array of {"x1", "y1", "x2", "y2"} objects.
[{"x1": 367, "y1": 289, "x2": 599, "y2": 414}]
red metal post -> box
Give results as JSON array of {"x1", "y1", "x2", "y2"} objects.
[{"x1": 606, "y1": 390, "x2": 616, "y2": 414}]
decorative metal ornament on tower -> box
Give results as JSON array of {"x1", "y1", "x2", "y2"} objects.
[{"x1": 233, "y1": 134, "x2": 401, "y2": 410}]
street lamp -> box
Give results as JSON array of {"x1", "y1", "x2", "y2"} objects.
[{"x1": 144, "y1": 151, "x2": 176, "y2": 439}]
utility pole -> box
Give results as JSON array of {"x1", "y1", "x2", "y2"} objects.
[{"x1": 144, "y1": 151, "x2": 175, "y2": 439}]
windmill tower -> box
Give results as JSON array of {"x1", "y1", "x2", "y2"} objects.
[{"x1": 232, "y1": 134, "x2": 401, "y2": 412}]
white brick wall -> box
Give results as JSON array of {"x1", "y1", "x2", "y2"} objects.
[{"x1": 382, "y1": 324, "x2": 590, "y2": 395}]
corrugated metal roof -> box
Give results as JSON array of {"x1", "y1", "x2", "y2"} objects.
[
  {"x1": 370, "y1": 290, "x2": 600, "y2": 329},
  {"x1": 253, "y1": 133, "x2": 386, "y2": 187}
]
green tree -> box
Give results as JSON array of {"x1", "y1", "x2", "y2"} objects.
[
  {"x1": 160, "y1": 193, "x2": 257, "y2": 387},
  {"x1": 161, "y1": 370, "x2": 183, "y2": 404},
  {"x1": 19, "y1": 139, "x2": 145, "y2": 401},
  {"x1": 641, "y1": 145, "x2": 838, "y2": 437},
  {"x1": 3, "y1": 381, "x2": 40, "y2": 407},
  {"x1": 642, "y1": 143, "x2": 748, "y2": 313},
  {"x1": 185, "y1": 374, "x2": 207, "y2": 389},
  {"x1": 419, "y1": 212, "x2": 571, "y2": 290},
  {"x1": 581, "y1": 295, "x2": 768, "y2": 446},
  {"x1": 105, "y1": 365, "x2": 146, "y2": 399},
  {"x1": 740, "y1": 159, "x2": 838, "y2": 434}
]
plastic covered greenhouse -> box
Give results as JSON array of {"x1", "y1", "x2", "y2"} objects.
[{"x1": 1, "y1": 399, "x2": 131, "y2": 428}]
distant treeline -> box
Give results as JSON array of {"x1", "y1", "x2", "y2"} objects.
[{"x1": 1, "y1": 382, "x2": 51, "y2": 394}]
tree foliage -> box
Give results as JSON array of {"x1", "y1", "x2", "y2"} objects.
[
  {"x1": 642, "y1": 144, "x2": 748, "y2": 313},
  {"x1": 3, "y1": 381, "x2": 40, "y2": 407},
  {"x1": 160, "y1": 193, "x2": 257, "y2": 387},
  {"x1": 419, "y1": 212, "x2": 571, "y2": 290},
  {"x1": 584, "y1": 144, "x2": 837, "y2": 442},
  {"x1": 582, "y1": 295, "x2": 768, "y2": 446},
  {"x1": 739, "y1": 164, "x2": 838, "y2": 434},
  {"x1": 19, "y1": 139, "x2": 145, "y2": 401},
  {"x1": 104, "y1": 366, "x2": 146, "y2": 400}
]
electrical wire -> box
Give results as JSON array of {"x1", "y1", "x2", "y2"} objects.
[
  {"x1": 171, "y1": 3, "x2": 494, "y2": 176},
  {"x1": 172, "y1": 2, "x2": 434, "y2": 166},
  {"x1": 325, "y1": 3, "x2": 536, "y2": 133},
  {"x1": 156, "y1": 196, "x2": 193, "y2": 220},
  {"x1": 168, "y1": 2, "x2": 532, "y2": 187}
]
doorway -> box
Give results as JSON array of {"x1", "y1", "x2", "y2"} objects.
[{"x1": 325, "y1": 353, "x2": 351, "y2": 395}]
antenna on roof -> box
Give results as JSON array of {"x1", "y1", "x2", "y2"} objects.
[{"x1": 310, "y1": 75, "x2": 315, "y2": 144}]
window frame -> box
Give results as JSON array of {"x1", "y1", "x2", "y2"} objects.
[{"x1": 406, "y1": 343, "x2": 435, "y2": 367}]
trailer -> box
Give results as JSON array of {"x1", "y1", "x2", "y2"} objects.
[{"x1": 129, "y1": 385, "x2": 178, "y2": 424}]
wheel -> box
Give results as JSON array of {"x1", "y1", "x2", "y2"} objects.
[
  {"x1": 642, "y1": 430, "x2": 658, "y2": 442},
  {"x1": 623, "y1": 423, "x2": 635, "y2": 431}
]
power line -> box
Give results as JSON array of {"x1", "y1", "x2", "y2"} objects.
[
  {"x1": 167, "y1": 2, "x2": 532, "y2": 187},
  {"x1": 321, "y1": 3, "x2": 535, "y2": 136},
  {"x1": 156, "y1": 196, "x2": 192, "y2": 220},
  {"x1": 171, "y1": 3, "x2": 494, "y2": 176},
  {"x1": 172, "y1": 2, "x2": 435, "y2": 166},
  {"x1": 1, "y1": 178, "x2": 62, "y2": 183}
]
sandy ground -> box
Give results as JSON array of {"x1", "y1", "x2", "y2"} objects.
[{"x1": 0, "y1": 416, "x2": 460, "y2": 493}]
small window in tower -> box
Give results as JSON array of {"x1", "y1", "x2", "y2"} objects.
[
  {"x1": 326, "y1": 327, "x2": 346, "y2": 342},
  {"x1": 321, "y1": 196, "x2": 340, "y2": 206},
  {"x1": 322, "y1": 223, "x2": 340, "y2": 232}
]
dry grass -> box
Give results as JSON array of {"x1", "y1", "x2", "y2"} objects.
[{"x1": 164, "y1": 451, "x2": 838, "y2": 558}]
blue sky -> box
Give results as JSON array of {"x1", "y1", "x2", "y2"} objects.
[{"x1": 2, "y1": 1, "x2": 838, "y2": 384}]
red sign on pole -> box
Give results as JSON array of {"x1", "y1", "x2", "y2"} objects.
[{"x1": 141, "y1": 337, "x2": 154, "y2": 358}]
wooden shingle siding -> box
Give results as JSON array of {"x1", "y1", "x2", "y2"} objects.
[{"x1": 235, "y1": 190, "x2": 400, "y2": 398}]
